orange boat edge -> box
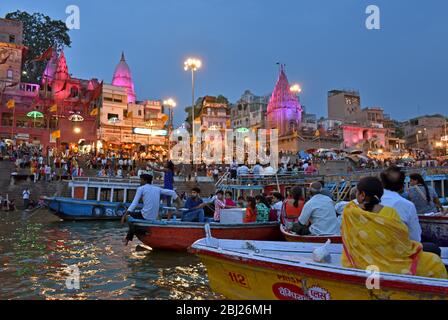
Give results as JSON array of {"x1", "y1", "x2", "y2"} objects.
[
  {"x1": 280, "y1": 224, "x2": 342, "y2": 243},
  {"x1": 128, "y1": 218, "x2": 282, "y2": 251},
  {"x1": 190, "y1": 237, "x2": 448, "y2": 300}
]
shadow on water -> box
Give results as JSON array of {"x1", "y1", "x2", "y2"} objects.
[{"x1": 0, "y1": 209, "x2": 222, "y2": 300}]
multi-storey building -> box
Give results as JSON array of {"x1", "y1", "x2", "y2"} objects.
[
  {"x1": 327, "y1": 89, "x2": 361, "y2": 121},
  {"x1": 404, "y1": 115, "x2": 447, "y2": 154},
  {"x1": 230, "y1": 90, "x2": 269, "y2": 130}
]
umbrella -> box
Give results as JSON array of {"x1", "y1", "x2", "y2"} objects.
[
  {"x1": 27, "y1": 111, "x2": 44, "y2": 128},
  {"x1": 350, "y1": 150, "x2": 364, "y2": 155}
]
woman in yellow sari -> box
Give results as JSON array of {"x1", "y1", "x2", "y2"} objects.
[{"x1": 341, "y1": 177, "x2": 447, "y2": 279}]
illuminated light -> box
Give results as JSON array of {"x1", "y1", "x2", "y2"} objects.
[
  {"x1": 290, "y1": 84, "x2": 302, "y2": 94},
  {"x1": 435, "y1": 142, "x2": 443, "y2": 148},
  {"x1": 184, "y1": 58, "x2": 202, "y2": 71},
  {"x1": 133, "y1": 128, "x2": 168, "y2": 136},
  {"x1": 163, "y1": 98, "x2": 177, "y2": 108},
  {"x1": 377, "y1": 149, "x2": 383, "y2": 154},
  {"x1": 74, "y1": 127, "x2": 81, "y2": 134},
  {"x1": 69, "y1": 114, "x2": 85, "y2": 122},
  {"x1": 236, "y1": 127, "x2": 249, "y2": 133}
]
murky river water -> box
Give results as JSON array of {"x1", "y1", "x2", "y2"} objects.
[{"x1": 0, "y1": 209, "x2": 222, "y2": 300}]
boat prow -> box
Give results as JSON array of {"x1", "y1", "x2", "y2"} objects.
[{"x1": 190, "y1": 237, "x2": 448, "y2": 300}]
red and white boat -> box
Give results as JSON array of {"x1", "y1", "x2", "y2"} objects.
[
  {"x1": 280, "y1": 225, "x2": 342, "y2": 243},
  {"x1": 127, "y1": 218, "x2": 282, "y2": 251}
]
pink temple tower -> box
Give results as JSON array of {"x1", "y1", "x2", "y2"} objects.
[
  {"x1": 112, "y1": 52, "x2": 136, "y2": 104},
  {"x1": 266, "y1": 64, "x2": 302, "y2": 136}
]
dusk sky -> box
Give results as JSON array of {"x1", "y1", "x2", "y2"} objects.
[{"x1": 2, "y1": 0, "x2": 448, "y2": 126}]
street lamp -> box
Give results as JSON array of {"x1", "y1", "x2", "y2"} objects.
[
  {"x1": 74, "y1": 127, "x2": 81, "y2": 134},
  {"x1": 184, "y1": 57, "x2": 202, "y2": 174},
  {"x1": 184, "y1": 58, "x2": 202, "y2": 142},
  {"x1": 290, "y1": 84, "x2": 302, "y2": 95},
  {"x1": 163, "y1": 98, "x2": 177, "y2": 158}
]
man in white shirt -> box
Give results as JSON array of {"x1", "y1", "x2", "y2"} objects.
[
  {"x1": 380, "y1": 166, "x2": 422, "y2": 242},
  {"x1": 123, "y1": 174, "x2": 181, "y2": 245},
  {"x1": 22, "y1": 188, "x2": 30, "y2": 210},
  {"x1": 237, "y1": 164, "x2": 249, "y2": 176},
  {"x1": 294, "y1": 182, "x2": 340, "y2": 236}
]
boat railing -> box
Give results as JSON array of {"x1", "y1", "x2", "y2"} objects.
[{"x1": 71, "y1": 176, "x2": 141, "y2": 185}]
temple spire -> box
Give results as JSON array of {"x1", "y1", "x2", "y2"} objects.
[{"x1": 112, "y1": 52, "x2": 136, "y2": 104}]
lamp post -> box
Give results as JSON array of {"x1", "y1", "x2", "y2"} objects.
[
  {"x1": 184, "y1": 58, "x2": 202, "y2": 169},
  {"x1": 163, "y1": 98, "x2": 177, "y2": 159}
]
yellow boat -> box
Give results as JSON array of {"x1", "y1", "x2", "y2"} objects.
[{"x1": 190, "y1": 235, "x2": 448, "y2": 300}]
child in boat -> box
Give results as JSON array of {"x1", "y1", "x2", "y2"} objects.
[
  {"x1": 341, "y1": 177, "x2": 447, "y2": 279},
  {"x1": 213, "y1": 191, "x2": 226, "y2": 222},
  {"x1": 281, "y1": 186, "x2": 305, "y2": 229},
  {"x1": 255, "y1": 195, "x2": 270, "y2": 223},
  {"x1": 225, "y1": 191, "x2": 236, "y2": 207},
  {"x1": 244, "y1": 197, "x2": 257, "y2": 223},
  {"x1": 237, "y1": 196, "x2": 246, "y2": 208}
]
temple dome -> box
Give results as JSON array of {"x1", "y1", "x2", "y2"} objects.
[{"x1": 112, "y1": 52, "x2": 136, "y2": 103}]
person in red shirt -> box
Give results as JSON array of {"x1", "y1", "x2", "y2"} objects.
[
  {"x1": 244, "y1": 197, "x2": 257, "y2": 223},
  {"x1": 224, "y1": 191, "x2": 236, "y2": 207}
]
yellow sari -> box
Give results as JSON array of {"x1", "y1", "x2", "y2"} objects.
[{"x1": 341, "y1": 201, "x2": 447, "y2": 279}]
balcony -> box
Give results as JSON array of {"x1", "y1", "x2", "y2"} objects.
[{"x1": 4, "y1": 82, "x2": 40, "y2": 98}]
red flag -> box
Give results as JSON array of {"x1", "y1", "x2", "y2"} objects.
[
  {"x1": 0, "y1": 53, "x2": 11, "y2": 65},
  {"x1": 92, "y1": 81, "x2": 103, "y2": 100},
  {"x1": 32, "y1": 47, "x2": 53, "y2": 62}
]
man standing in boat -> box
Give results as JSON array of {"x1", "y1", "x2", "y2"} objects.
[{"x1": 122, "y1": 174, "x2": 182, "y2": 245}]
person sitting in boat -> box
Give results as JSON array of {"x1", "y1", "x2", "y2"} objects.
[
  {"x1": 255, "y1": 195, "x2": 270, "y2": 223},
  {"x1": 123, "y1": 174, "x2": 182, "y2": 245},
  {"x1": 244, "y1": 197, "x2": 257, "y2": 223},
  {"x1": 237, "y1": 196, "x2": 246, "y2": 208},
  {"x1": 291, "y1": 182, "x2": 340, "y2": 236},
  {"x1": 182, "y1": 187, "x2": 207, "y2": 223},
  {"x1": 341, "y1": 177, "x2": 447, "y2": 279},
  {"x1": 404, "y1": 173, "x2": 445, "y2": 215},
  {"x1": 380, "y1": 166, "x2": 422, "y2": 242},
  {"x1": 213, "y1": 191, "x2": 231, "y2": 222},
  {"x1": 271, "y1": 192, "x2": 284, "y2": 221},
  {"x1": 281, "y1": 186, "x2": 305, "y2": 229},
  {"x1": 225, "y1": 191, "x2": 237, "y2": 207}
]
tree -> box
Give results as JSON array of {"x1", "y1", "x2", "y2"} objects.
[
  {"x1": 5, "y1": 10, "x2": 71, "y2": 84},
  {"x1": 184, "y1": 97, "x2": 204, "y2": 129}
]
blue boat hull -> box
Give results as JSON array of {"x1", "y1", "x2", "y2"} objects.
[{"x1": 45, "y1": 197, "x2": 130, "y2": 221}]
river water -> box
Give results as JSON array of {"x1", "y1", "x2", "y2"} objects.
[{"x1": 0, "y1": 209, "x2": 222, "y2": 300}]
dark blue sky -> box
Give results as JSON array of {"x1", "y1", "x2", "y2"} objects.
[{"x1": 3, "y1": 0, "x2": 448, "y2": 125}]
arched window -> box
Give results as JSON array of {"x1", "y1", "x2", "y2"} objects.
[{"x1": 6, "y1": 68, "x2": 13, "y2": 79}]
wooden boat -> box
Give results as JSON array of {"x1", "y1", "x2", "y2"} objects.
[
  {"x1": 280, "y1": 225, "x2": 342, "y2": 243},
  {"x1": 44, "y1": 196, "x2": 132, "y2": 221},
  {"x1": 127, "y1": 217, "x2": 282, "y2": 251},
  {"x1": 190, "y1": 233, "x2": 448, "y2": 300},
  {"x1": 43, "y1": 177, "x2": 147, "y2": 221},
  {"x1": 419, "y1": 214, "x2": 448, "y2": 246}
]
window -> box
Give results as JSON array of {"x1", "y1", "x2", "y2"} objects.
[
  {"x1": 69, "y1": 87, "x2": 79, "y2": 98},
  {"x1": 138, "y1": 110, "x2": 142, "y2": 116},
  {"x1": 108, "y1": 113, "x2": 119, "y2": 120},
  {"x1": 6, "y1": 69, "x2": 13, "y2": 79},
  {"x1": 9, "y1": 35, "x2": 15, "y2": 43}
]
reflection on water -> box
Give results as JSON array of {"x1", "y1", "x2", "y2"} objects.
[{"x1": 0, "y1": 210, "x2": 222, "y2": 300}]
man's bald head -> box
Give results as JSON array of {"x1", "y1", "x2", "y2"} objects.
[
  {"x1": 380, "y1": 166, "x2": 405, "y2": 192},
  {"x1": 309, "y1": 182, "x2": 323, "y2": 195}
]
